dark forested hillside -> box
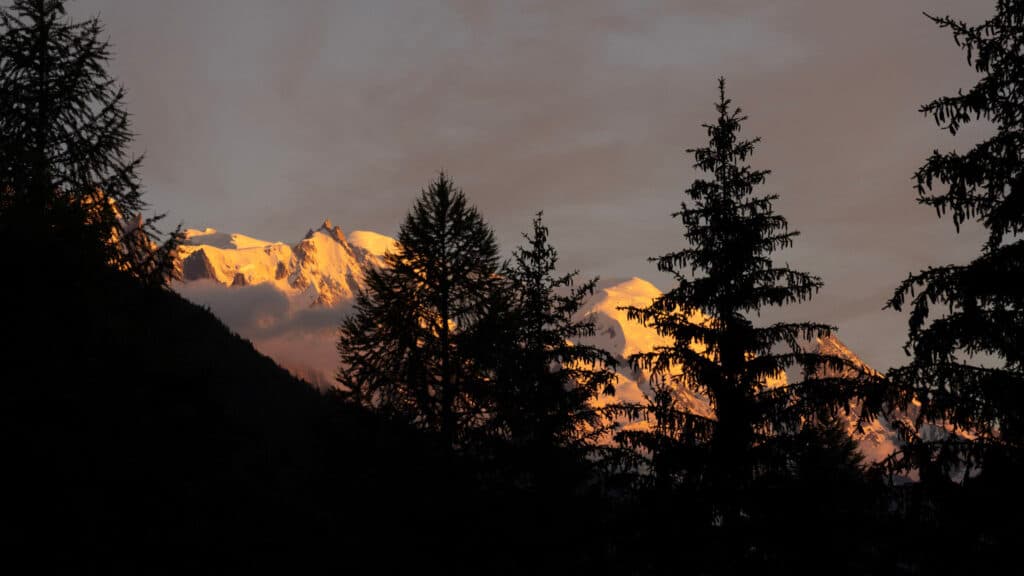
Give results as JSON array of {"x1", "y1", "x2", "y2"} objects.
[
  {"x1": 0, "y1": 260, "x2": 630, "y2": 574},
  {"x1": 4, "y1": 261, "x2": 322, "y2": 570}
]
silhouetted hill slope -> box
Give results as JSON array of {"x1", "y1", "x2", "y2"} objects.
[
  {"x1": 0, "y1": 256, "x2": 476, "y2": 572},
  {"x1": 4, "y1": 262, "x2": 317, "y2": 567},
  {"x1": 1, "y1": 257, "x2": 626, "y2": 574}
]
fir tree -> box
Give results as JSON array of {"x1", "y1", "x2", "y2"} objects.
[
  {"x1": 884, "y1": 1, "x2": 1024, "y2": 484},
  {"x1": 493, "y1": 212, "x2": 618, "y2": 468},
  {"x1": 0, "y1": 0, "x2": 177, "y2": 285},
  {"x1": 337, "y1": 172, "x2": 503, "y2": 450},
  {"x1": 619, "y1": 79, "x2": 874, "y2": 523}
]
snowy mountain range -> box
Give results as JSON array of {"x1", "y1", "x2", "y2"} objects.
[
  {"x1": 173, "y1": 220, "x2": 897, "y2": 461},
  {"x1": 177, "y1": 219, "x2": 396, "y2": 307}
]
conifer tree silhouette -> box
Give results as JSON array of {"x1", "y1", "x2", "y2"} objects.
[
  {"x1": 337, "y1": 172, "x2": 503, "y2": 450},
  {"x1": 492, "y1": 213, "x2": 618, "y2": 477},
  {"x1": 618, "y1": 79, "x2": 875, "y2": 527},
  {"x1": 0, "y1": 0, "x2": 178, "y2": 285},
  {"x1": 884, "y1": 0, "x2": 1024, "y2": 495}
]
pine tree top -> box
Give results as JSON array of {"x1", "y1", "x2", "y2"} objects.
[
  {"x1": 0, "y1": 0, "x2": 179, "y2": 285},
  {"x1": 628, "y1": 79, "x2": 825, "y2": 342},
  {"x1": 914, "y1": 3, "x2": 1024, "y2": 251}
]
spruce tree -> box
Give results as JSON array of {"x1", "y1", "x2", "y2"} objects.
[
  {"x1": 337, "y1": 172, "x2": 503, "y2": 450},
  {"x1": 619, "y1": 79, "x2": 873, "y2": 523},
  {"x1": 885, "y1": 1, "x2": 1024, "y2": 483},
  {"x1": 493, "y1": 213, "x2": 618, "y2": 468},
  {"x1": 0, "y1": 0, "x2": 177, "y2": 285}
]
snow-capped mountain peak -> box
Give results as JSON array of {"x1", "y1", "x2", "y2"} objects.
[
  {"x1": 348, "y1": 230, "x2": 399, "y2": 261},
  {"x1": 176, "y1": 220, "x2": 392, "y2": 307}
]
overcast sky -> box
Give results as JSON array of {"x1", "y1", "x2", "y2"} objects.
[{"x1": 67, "y1": 0, "x2": 993, "y2": 371}]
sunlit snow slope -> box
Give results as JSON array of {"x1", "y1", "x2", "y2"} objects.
[{"x1": 177, "y1": 219, "x2": 390, "y2": 307}]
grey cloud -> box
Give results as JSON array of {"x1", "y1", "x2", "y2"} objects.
[
  {"x1": 71, "y1": 0, "x2": 991, "y2": 371},
  {"x1": 176, "y1": 280, "x2": 292, "y2": 337},
  {"x1": 175, "y1": 280, "x2": 352, "y2": 340},
  {"x1": 175, "y1": 279, "x2": 351, "y2": 386},
  {"x1": 256, "y1": 332, "x2": 340, "y2": 390},
  {"x1": 265, "y1": 301, "x2": 354, "y2": 340}
]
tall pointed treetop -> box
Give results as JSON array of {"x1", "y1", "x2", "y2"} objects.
[{"x1": 0, "y1": 0, "x2": 178, "y2": 284}]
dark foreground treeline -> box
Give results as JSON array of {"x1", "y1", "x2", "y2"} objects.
[
  {"x1": 4, "y1": 262, "x2": 1016, "y2": 574},
  {"x1": 2, "y1": 0, "x2": 1023, "y2": 573}
]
